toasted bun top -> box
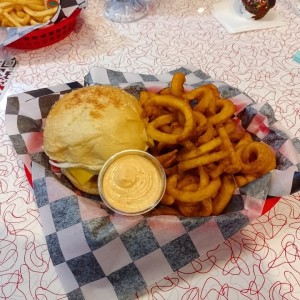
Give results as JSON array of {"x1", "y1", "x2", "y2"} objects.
[{"x1": 43, "y1": 85, "x2": 149, "y2": 169}]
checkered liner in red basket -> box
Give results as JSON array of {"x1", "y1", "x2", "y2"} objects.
[{"x1": 5, "y1": 66, "x2": 300, "y2": 300}]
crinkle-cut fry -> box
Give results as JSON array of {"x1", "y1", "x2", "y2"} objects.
[
  {"x1": 208, "y1": 99, "x2": 236, "y2": 125},
  {"x1": 212, "y1": 175, "x2": 236, "y2": 215},
  {"x1": 217, "y1": 125, "x2": 241, "y2": 174},
  {"x1": 170, "y1": 72, "x2": 186, "y2": 98},
  {"x1": 23, "y1": 5, "x2": 57, "y2": 18},
  {"x1": 178, "y1": 137, "x2": 222, "y2": 161},
  {"x1": 147, "y1": 95, "x2": 194, "y2": 144},
  {"x1": 178, "y1": 150, "x2": 229, "y2": 172}
]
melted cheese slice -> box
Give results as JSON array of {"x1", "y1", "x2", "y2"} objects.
[{"x1": 68, "y1": 168, "x2": 96, "y2": 185}]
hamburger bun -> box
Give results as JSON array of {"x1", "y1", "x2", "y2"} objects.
[{"x1": 43, "y1": 85, "x2": 149, "y2": 194}]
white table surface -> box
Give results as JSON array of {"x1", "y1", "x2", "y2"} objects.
[{"x1": 0, "y1": 0, "x2": 299, "y2": 299}]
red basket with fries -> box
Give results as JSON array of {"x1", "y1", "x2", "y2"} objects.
[{"x1": 8, "y1": 8, "x2": 81, "y2": 50}]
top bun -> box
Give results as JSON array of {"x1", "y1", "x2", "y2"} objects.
[{"x1": 43, "y1": 85, "x2": 149, "y2": 170}]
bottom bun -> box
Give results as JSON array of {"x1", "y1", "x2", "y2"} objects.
[{"x1": 61, "y1": 168, "x2": 99, "y2": 195}]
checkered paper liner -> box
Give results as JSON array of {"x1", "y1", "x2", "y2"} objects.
[
  {"x1": 5, "y1": 66, "x2": 300, "y2": 300},
  {"x1": 0, "y1": 0, "x2": 87, "y2": 47},
  {"x1": 0, "y1": 55, "x2": 16, "y2": 102}
]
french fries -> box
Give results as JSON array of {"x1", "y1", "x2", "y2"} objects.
[
  {"x1": 142, "y1": 72, "x2": 277, "y2": 217},
  {"x1": 0, "y1": 0, "x2": 58, "y2": 27}
]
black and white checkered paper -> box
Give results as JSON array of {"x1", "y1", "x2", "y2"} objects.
[
  {"x1": 5, "y1": 66, "x2": 300, "y2": 300},
  {"x1": 0, "y1": 55, "x2": 16, "y2": 102}
]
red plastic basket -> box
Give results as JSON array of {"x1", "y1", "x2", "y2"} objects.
[{"x1": 8, "y1": 9, "x2": 81, "y2": 50}]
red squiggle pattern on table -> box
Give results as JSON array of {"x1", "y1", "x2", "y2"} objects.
[
  {"x1": 0, "y1": 116, "x2": 67, "y2": 300},
  {"x1": 0, "y1": 0, "x2": 299, "y2": 299},
  {"x1": 136, "y1": 195, "x2": 300, "y2": 299}
]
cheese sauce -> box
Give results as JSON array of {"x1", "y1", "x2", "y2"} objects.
[{"x1": 99, "y1": 151, "x2": 165, "y2": 215}]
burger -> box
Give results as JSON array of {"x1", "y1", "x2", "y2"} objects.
[{"x1": 43, "y1": 85, "x2": 150, "y2": 195}]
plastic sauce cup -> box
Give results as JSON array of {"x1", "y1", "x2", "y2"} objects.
[{"x1": 98, "y1": 150, "x2": 166, "y2": 216}]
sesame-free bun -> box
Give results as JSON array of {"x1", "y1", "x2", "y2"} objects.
[{"x1": 43, "y1": 85, "x2": 149, "y2": 170}]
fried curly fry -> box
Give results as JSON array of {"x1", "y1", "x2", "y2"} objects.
[
  {"x1": 212, "y1": 175, "x2": 236, "y2": 215},
  {"x1": 147, "y1": 95, "x2": 194, "y2": 144},
  {"x1": 237, "y1": 141, "x2": 276, "y2": 176},
  {"x1": 178, "y1": 150, "x2": 229, "y2": 172},
  {"x1": 170, "y1": 72, "x2": 186, "y2": 98},
  {"x1": 208, "y1": 99, "x2": 236, "y2": 125},
  {"x1": 142, "y1": 72, "x2": 277, "y2": 217},
  {"x1": 167, "y1": 172, "x2": 221, "y2": 203}
]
